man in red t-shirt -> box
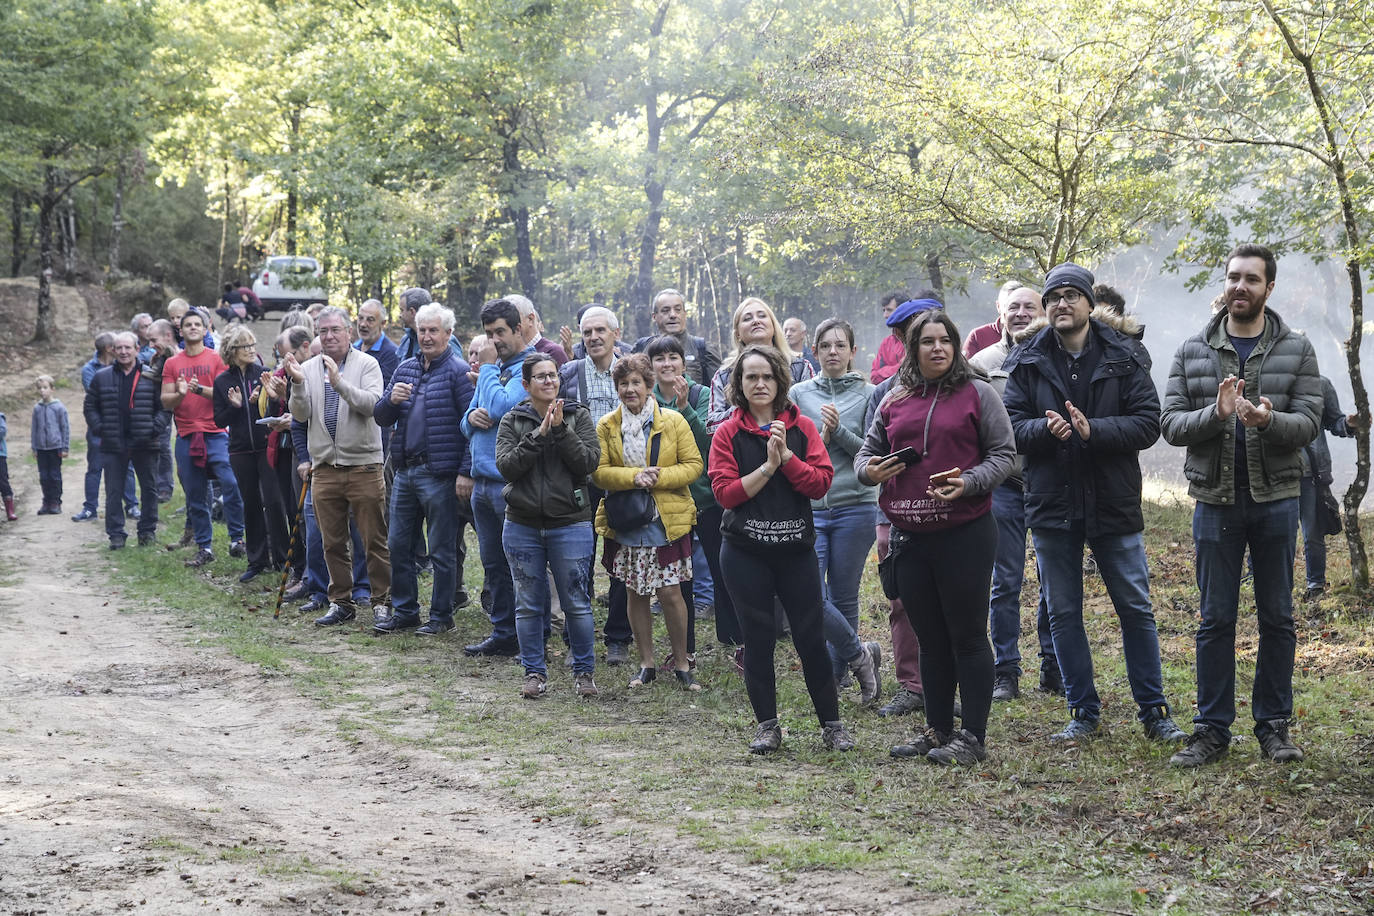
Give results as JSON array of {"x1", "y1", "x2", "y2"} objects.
[{"x1": 161, "y1": 308, "x2": 246, "y2": 567}]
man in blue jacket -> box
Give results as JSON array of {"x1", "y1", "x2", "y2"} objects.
[
  {"x1": 461, "y1": 298, "x2": 535, "y2": 656},
  {"x1": 1003, "y1": 262, "x2": 1186, "y2": 747},
  {"x1": 373, "y1": 304, "x2": 474, "y2": 635}
]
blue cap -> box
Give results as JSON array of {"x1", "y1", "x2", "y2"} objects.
[{"x1": 885, "y1": 298, "x2": 942, "y2": 327}]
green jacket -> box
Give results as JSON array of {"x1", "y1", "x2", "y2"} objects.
[
  {"x1": 1161, "y1": 307, "x2": 1321, "y2": 505},
  {"x1": 652, "y1": 380, "x2": 713, "y2": 509}
]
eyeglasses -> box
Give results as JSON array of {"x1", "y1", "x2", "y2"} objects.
[
  {"x1": 231, "y1": 343, "x2": 256, "y2": 350},
  {"x1": 317, "y1": 326, "x2": 347, "y2": 336},
  {"x1": 530, "y1": 373, "x2": 559, "y2": 383},
  {"x1": 1043, "y1": 290, "x2": 1084, "y2": 307}
]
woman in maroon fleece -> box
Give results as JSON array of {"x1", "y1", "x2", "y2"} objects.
[
  {"x1": 856, "y1": 311, "x2": 1015, "y2": 766},
  {"x1": 709, "y1": 345, "x2": 855, "y2": 755}
]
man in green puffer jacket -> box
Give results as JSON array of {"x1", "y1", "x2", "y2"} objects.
[{"x1": 1161, "y1": 243, "x2": 1323, "y2": 768}]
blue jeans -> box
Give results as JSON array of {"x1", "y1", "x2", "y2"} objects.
[
  {"x1": 304, "y1": 486, "x2": 370, "y2": 602},
  {"x1": 503, "y1": 520, "x2": 596, "y2": 677},
  {"x1": 471, "y1": 478, "x2": 517, "y2": 642},
  {"x1": 691, "y1": 534, "x2": 714, "y2": 606},
  {"x1": 389, "y1": 467, "x2": 458, "y2": 625},
  {"x1": 1192, "y1": 493, "x2": 1299, "y2": 737},
  {"x1": 990, "y1": 482, "x2": 1056, "y2": 676},
  {"x1": 815, "y1": 504, "x2": 877, "y2": 679},
  {"x1": 174, "y1": 432, "x2": 244, "y2": 549},
  {"x1": 83, "y1": 433, "x2": 137, "y2": 514},
  {"x1": 1298, "y1": 477, "x2": 1327, "y2": 591},
  {"x1": 1032, "y1": 525, "x2": 1167, "y2": 722}
]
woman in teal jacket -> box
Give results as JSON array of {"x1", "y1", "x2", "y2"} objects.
[{"x1": 789, "y1": 318, "x2": 881, "y2": 704}]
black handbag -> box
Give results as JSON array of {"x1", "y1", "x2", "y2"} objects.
[
  {"x1": 604, "y1": 433, "x2": 661, "y2": 531},
  {"x1": 877, "y1": 526, "x2": 910, "y2": 600},
  {"x1": 1320, "y1": 484, "x2": 1343, "y2": 536}
]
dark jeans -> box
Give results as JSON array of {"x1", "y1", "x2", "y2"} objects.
[
  {"x1": 720, "y1": 539, "x2": 838, "y2": 727},
  {"x1": 175, "y1": 432, "x2": 245, "y2": 549},
  {"x1": 230, "y1": 450, "x2": 290, "y2": 569},
  {"x1": 1298, "y1": 476, "x2": 1327, "y2": 591},
  {"x1": 895, "y1": 514, "x2": 997, "y2": 742},
  {"x1": 694, "y1": 503, "x2": 741, "y2": 646},
  {"x1": 389, "y1": 466, "x2": 459, "y2": 625},
  {"x1": 471, "y1": 477, "x2": 517, "y2": 641},
  {"x1": 36, "y1": 449, "x2": 63, "y2": 504},
  {"x1": 1192, "y1": 492, "x2": 1299, "y2": 738},
  {"x1": 83, "y1": 433, "x2": 136, "y2": 514},
  {"x1": 156, "y1": 426, "x2": 174, "y2": 495},
  {"x1": 0, "y1": 456, "x2": 9, "y2": 499},
  {"x1": 103, "y1": 450, "x2": 159, "y2": 541},
  {"x1": 989, "y1": 482, "x2": 1056, "y2": 677}
]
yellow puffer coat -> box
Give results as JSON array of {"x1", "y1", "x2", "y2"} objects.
[{"x1": 593, "y1": 403, "x2": 702, "y2": 543}]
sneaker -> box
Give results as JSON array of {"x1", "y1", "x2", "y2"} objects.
[
  {"x1": 127, "y1": 506, "x2": 141, "y2": 520},
  {"x1": 992, "y1": 672, "x2": 1020, "y2": 702},
  {"x1": 574, "y1": 673, "x2": 599, "y2": 697},
  {"x1": 71, "y1": 508, "x2": 97, "y2": 521},
  {"x1": 1050, "y1": 717, "x2": 1099, "y2": 743},
  {"x1": 415, "y1": 619, "x2": 455, "y2": 636},
  {"x1": 695, "y1": 601, "x2": 715, "y2": 619},
  {"x1": 1170, "y1": 726, "x2": 1230, "y2": 768},
  {"x1": 1141, "y1": 706, "x2": 1187, "y2": 743},
  {"x1": 314, "y1": 602, "x2": 357, "y2": 627},
  {"x1": 927, "y1": 729, "x2": 987, "y2": 766},
  {"x1": 374, "y1": 615, "x2": 421, "y2": 634},
  {"x1": 605, "y1": 642, "x2": 630, "y2": 666},
  {"x1": 521, "y1": 673, "x2": 548, "y2": 699},
  {"x1": 228, "y1": 539, "x2": 247, "y2": 558},
  {"x1": 749, "y1": 718, "x2": 782, "y2": 755},
  {"x1": 1255, "y1": 719, "x2": 1304, "y2": 763},
  {"x1": 283, "y1": 581, "x2": 311, "y2": 602},
  {"x1": 185, "y1": 548, "x2": 214, "y2": 568},
  {"x1": 1303, "y1": 585, "x2": 1326, "y2": 602},
  {"x1": 850, "y1": 642, "x2": 882, "y2": 705},
  {"x1": 821, "y1": 720, "x2": 855, "y2": 751},
  {"x1": 877, "y1": 687, "x2": 925, "y2": 718},
  {"x1": 891, "y1": 725, "x2": 948, "y2": 758}
]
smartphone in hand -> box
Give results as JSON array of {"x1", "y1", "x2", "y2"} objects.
[
  {"x1": 928, "y1": 467, "x2": 960, "y2": 487},
  {"x1": 883, "y1": 446, "x2": 921, "y2": 466}
]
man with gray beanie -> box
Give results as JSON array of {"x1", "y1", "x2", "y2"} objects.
[{"x1": 1003, "y1": 262, "x2": 1185, "y2": 747}]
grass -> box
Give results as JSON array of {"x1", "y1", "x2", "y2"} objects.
[{"x1": 99, "y1": 488, "x2": 1374, "y2": 914}]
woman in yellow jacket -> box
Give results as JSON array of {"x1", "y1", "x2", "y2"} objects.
[{"x1": 594, "y1": 354, "x2": 704, "y2": 691}]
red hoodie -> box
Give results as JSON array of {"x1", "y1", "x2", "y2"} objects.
[{"x1": 708, "y1": 403, "x2": 833, "y2": 548}]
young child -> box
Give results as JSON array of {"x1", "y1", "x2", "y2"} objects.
[
  {"x1": 30, "y1": 375, "x2": 69, "y2": 516},
  {"x1": 0, "y1": 409, "x2": 13, "y2": 520}
]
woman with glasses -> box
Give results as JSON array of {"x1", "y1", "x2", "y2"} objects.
[{"x1": 213, "y1": 324, "x2": 291, "y2": 582}]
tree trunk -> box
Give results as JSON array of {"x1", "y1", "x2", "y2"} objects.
[
  {"x1": 33, "y1": 165, "x2": 57, "y2": 344},
  {"x1": 109, "y1": 160, "x2": 125, "y2": 275},
  {"x1": 217, "y1": 162, "x2": 230, "y2": 290},
  {"x1": 58, "y1": 195, "x2": 75, "y2": 286},
  {"x1": 925, "y1": 250, "x2": 945, "y2": 298},
  {"x1": 286, "y1": 108, "x2": 300, "y2": 257},
  {"x1": 10, "y1": 190, "x2": 23, "y2": 278}
]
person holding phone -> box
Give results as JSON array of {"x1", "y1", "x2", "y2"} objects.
[
  {"x1": 856, "y1": 310, "x2": 1015, "y2": 765},
  {"x1": 709, "y1": 345, "x2": 854, "y2": 754},
  {"x1": 495, "y1": 354, "x2": 601, "y2": 699},
  {"x1": 789, "y1": 318, "x2": 882, "y2": 704}
]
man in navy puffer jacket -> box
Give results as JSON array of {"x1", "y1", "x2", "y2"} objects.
[{"x1": 373, "y1": 303, "x2": 475, "y2": 635}]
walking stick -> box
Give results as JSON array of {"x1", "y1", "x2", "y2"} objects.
[{"x1": 275, "y1": 467, "x2": 312, "y2": 619}]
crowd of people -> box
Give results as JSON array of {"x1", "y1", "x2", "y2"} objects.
[{"x1": 13, "y1": 243, "x2": 1362, "y2": 767}]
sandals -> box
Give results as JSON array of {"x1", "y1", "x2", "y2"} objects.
[
  {"x1": 628, "y1": 667, "x2": 657, "y2": 688},
  {"x1": 674, "y1": 669, "x2": 702, "y2": 692}
]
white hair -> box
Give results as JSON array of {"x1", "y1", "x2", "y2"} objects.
[
  {"x1": 579, "y1": 305, "x2": 619, "y2": 331},
  {"x1": 506, "y1": 294, "x2": 535, "y2": 318},
  {"x1": 414, "y1": 303, "x2": 456, "y2": 333}
]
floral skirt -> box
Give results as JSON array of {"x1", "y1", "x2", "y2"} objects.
[{"x1": 608, "y1": 535, "x2": 693, "y2": 596}]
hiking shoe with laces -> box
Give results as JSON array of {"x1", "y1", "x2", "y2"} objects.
[
  {"x1": 992, "y1": 672, "x2": 1020, "y2": 702},
  {"x1": 1255, "y1": 720, "x2": 1304, "y2": 762},
  {"x1": 850, "y1": 642, "x2": 882, "y2": 705},
  {"x1": 749, "y1": 718, "x2": 782, "y2": 754},
  {"x1": 1050, "y1": 716, "x2": 1099, "y2": 743},
  {"x1": 1170, "y1": 726, "x2": 1229, "y2": 768},
  {"x1": 891, "y1": 725, "x2": 949, "y2": 758},
  {"x1": 520, "y1": 673, "x2": 548, "y2": 699},
  {"x1": 605, "y1": 642, "x2": 630, "y2": 666},
  {"x1": 574, "y1": 673, "x2": 599, "y2": 697},
  {"x1": 877, "y1": 687, "x2": 925, "y2": 717},
  {"x1": 1038, "y1": 663, "x2": 1065, "y2": 697},
  {"x1": 821, "y1": 720, "x2": 855, "y2": 751},
  {"x1": 185, "y1": 548, "x2": 214, "y2": 568},
  {"x1": 228, "y1": 539, "x2": 247, "y2": 558},
  {"x1": 927, "y1": 729, "x2": 987, "y2": 766},
  {"x1": 1141, "y1": 706, "x2": 1187, "y2": 743}
]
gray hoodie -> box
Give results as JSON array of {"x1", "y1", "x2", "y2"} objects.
[{"x1": 790, "y1": 370, "x2": 878, "y2": 509}]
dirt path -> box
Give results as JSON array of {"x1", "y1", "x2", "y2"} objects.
[{"x1": 0, "y1": 300, "x2": 921, "y2": 915}]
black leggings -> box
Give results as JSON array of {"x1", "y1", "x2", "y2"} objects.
[
  {"x1": 720, "y1": 540, "x2": 838, "y2": 726},
  {"x1": 894, "y1": 513, "x2": 997, "y2": 742}
]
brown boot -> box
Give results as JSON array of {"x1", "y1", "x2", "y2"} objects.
[{"x1": 3, "y1": 496, "x2": 15, "y2": 521}]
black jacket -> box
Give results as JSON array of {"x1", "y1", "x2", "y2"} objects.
[
  {"x1": 213, "y1": 362, "x2": 270, "y2": 454},
  {"x1": 1003, "y1": 317, "x2": 1160, "y2": 536},
  {"x1": 494, "y1": 400, "x2": 600, "y2": 528},
  {"x1": 84, "y1": 362, "x2": 170, "y2": 452}
]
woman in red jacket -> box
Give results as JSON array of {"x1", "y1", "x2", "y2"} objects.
[{"x1": 708, "y1": 345, "x2": 854, "y2": 755}]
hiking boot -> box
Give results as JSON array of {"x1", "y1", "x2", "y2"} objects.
[
  {"x1": 891, "y1": 725, "x2": 948, "y2": 758},
  {"x1": 1141, "y1": 706, "x2": 1187, "y2": 743},
  {"x1": 521, "y1": 672, "x2": 548, "y2": 699},
  {"x1": 185, "y1": 548, "x2": 214, "y2": 568},
  {"x1": 1038, "y1": 663, "x2": 1066, "y2": 697},
  {"x1": 749, "y1": 718, "x2": 782, "y2": 755},
  {"x1": 1255, "y1": 719, "x2": 1304, "y2": 763},
  {"x1": 1050, "y1": 716, "x2": 1099, "y2": 743},
  {"x1": 416, "y1": 619, "x2": 454, "y2": 636},
  {"x1": 877, "y1": 687, "x2": 925, "y2": 718},
  {"x1": 850, "y1": 641, "x2": 882, "y2": 705},
  {"x1": 109, "y1": 537, "x2": 127, "y2": 551},
  {"x1": 137, "y1": 532, "x2": 157, "y2": 547},
  {"x1": 605, "y1": 641, "x2": 630, "y2": 666},
  {"x1": 992, "y1": 672, "x2": 1020, "y2": 702},
  {"x1": 574, "y1": 673, "x2": 599, "y2": 697},
  {"x1": 1170, "y1": 726, "x2": 1230, "y2": 768},
  {"x1": 314, "y1": 602, "x2": 357, "y2": 627},
  {"x1": 374, "y1": 615, "x2": 421, "y2": 634},
  {"x1": 927, "y1": 729, "x2": 987, "y2": 766},
  {"x1": 228, "y1": 539, "x2": 247, "y2": 558},
  {"x1": 821, "y1": 720, "x2": 855, "y2": 751}
]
